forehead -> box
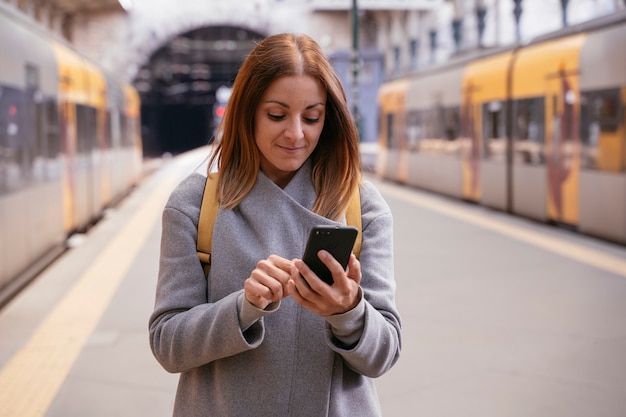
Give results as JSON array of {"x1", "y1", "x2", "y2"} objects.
[{"x1": 261, "y1": 75, "x2": 327, "y2": 104}]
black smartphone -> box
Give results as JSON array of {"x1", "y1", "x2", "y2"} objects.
[{"x1": 302, "y1": 225, "x2": 358, "y2": 285}]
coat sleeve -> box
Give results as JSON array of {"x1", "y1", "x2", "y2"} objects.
[
  {"x1": 148, "y1": 175, "x2": 269, "y2": 373},
  {"x1": 323, "y1": 181, "x2": 402, "y2": 378}
]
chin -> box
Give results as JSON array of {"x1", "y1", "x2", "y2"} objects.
[
  {"x1": 278, "y1": 165, "x2": 304, "y2": 174},
  {"x1": 276, "y1": 159, "x2": 306, "y2": 172}
]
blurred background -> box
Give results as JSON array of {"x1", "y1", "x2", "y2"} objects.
[
  {"x1": 2, "y1": 2, "x2": 626, "y2": 416},
  {"x1": 2, "y1": 0, "x2": 626, "y2": 321}
]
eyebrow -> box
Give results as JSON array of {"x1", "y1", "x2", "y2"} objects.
[{"x1": 264, "y1": 100, "x2": 325, "y2": 110}]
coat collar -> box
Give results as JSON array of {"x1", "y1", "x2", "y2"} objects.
[{"x1": 254, "y1": 159, "x2": 316, "y2": 211}]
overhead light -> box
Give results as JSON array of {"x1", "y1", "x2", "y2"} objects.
[{"x1": 118, "y1": 0, "x2": 133, "y2": 11}]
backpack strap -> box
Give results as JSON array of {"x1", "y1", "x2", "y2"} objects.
[
  {"x1": 196, "y1": 173, "x2": 362, "y2": 277},
  {"x1": 346, "y1": 185, "x2": 362, "y2": 259},
  {"x1": 197, "y1": 173, "x2": 219, "y2": 277}
]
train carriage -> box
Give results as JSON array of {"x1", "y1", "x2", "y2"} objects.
[
  {"x1": 377, "y1": 78, "x2": 409, "y2": 182},
  {"x1": 512, "y1": 34, "x2": 585, "y2": 226},
  {"x1": 576, "y1": 19, "x2": 626, "y2": 241},
  {"x1": 122, "y1": 84, "x2": 143, "y2": 188},
  {"x1": 462, "y1": 50, "x2": 514, "y2": 208},
  {"x1": 52, "y1": 40, "x2": 110, "y2": 232},
  {"x1": 0, "y1": 3, "x2": 142, "y2": 306},
  {"x1": 405, "y1": 64, "x2": 464, "y2": 199},
  {"x1": 0, "y1": 6, "x2": 64, "y2": 296},
  {"x1": 377, "y1": 9, "x2": 626, "y2": 244}
]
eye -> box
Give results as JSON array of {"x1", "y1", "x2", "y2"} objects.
[
  {"x1": 268, "y1": 113, "x2": 285, "y2": 121},
  {"x1": 304, "y1": 117, "x2": 320, "y2": 124}
]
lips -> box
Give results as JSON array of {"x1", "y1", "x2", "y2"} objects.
[{"x1": 277, "y1": 144, "x2": 305, "y2": 153}]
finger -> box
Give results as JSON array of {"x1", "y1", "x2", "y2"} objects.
[
  {"x1": 267, "y1": 254, "x2": 295, "y2": 271},
  {"x1": 257, "y1": 258, "x2": 293, "y2": 292},
  {"x1": 261, "y1": 257, "x2": 294, "y2": 290},
  {"x1": 290, "y1": 262, "x2": 360, "y2": 316},
  {"x1": 248, "y1": 269, "x2": 284, "y2": 300},
  {"x1": 244, "y1": 278, "x2": 274, "y2": 309},
  {"x1": 288, "y1": 279, "x2": 323, "y2": 314},
  {"x1": 289, "y1": 264, "x2": 315, "y2": 298},
  {"x1": 346, "y1": 254, "x2": 362, "y2": 285},
  {"x1": 318, "y1": 250, "x2": 351, "y2": 287},
  {"x1": 293, "y1": 258, "x2": 329, "y2": 294},
  {"x1": 287, "y1": 279, "x2": 306, "y2": 304}
]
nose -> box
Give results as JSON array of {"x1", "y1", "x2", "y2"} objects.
[{"x1": 284, "y1": 117, "x2": 304, "y2": 142}]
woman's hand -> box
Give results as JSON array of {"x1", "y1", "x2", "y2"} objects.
[
  {"x1": 289, "y1": 252, "x2": 361, "y2": 316},
  {"x1": 244, "y1": 255, "x2": 297, "y2": 310}
]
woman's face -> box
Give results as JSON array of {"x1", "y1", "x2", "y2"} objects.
[{"x1": 254, "y1": 74, "x2": 327, "y2": 188}]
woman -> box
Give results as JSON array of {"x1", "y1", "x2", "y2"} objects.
[{"x1": 149, "y1": 33, "x2": 401, "y2": 417}]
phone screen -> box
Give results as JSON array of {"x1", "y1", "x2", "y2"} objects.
[{"x1": 302, "y1": 225, "x2": 358, "y2": 285}]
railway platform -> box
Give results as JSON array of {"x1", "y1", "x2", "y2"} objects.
[{"x1": 1, "y1": 147, "x2": 626, "y2": 417}]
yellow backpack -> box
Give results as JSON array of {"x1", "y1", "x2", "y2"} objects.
[{"x1": 196, "y1": 173, "x2": 362, "y2": 277}]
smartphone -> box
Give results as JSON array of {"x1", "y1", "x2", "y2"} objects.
[{"x1": 302, "y1": 225, "x2": 358, "y2": 285}]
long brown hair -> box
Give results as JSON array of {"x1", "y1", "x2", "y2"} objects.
[{"x1": 209, "y1": 33, "x2": 361, "y2": 220}]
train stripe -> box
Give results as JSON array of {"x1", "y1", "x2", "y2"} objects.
[
  {"x1": 377, "y1": 181, "x2": 626, "y2": 278},
  {"x1": 0, "y1": 173, "x2": 177, "y2": 417}
]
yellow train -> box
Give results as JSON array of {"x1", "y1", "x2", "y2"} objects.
[
  {"x1": 0, "y1": 4, "x2": 143, "y2": 306},
  {"x1": 377, "y1": 10, "x2": 626, "y2": 244}
]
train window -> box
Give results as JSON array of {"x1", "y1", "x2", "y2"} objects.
[
  {"x1": 386, "y1": 113, "x2": 396, "y2": 149},
  {"x1": 581, "y1": 89, "x2": 621, "y2": 135},
  {"x1": 429, "y1": 108, "x2": 439, "y2": 140},
  {"x1": 25, "y1": 65, "x2": 46, "y2": 184},
  {"x1": 482, "y1": 101, "x2": 505, "y2": 161},
  {"x1": 513, "y1": 97, "x2": 545, "y2": 165},
  {"x1": 0, "y1": 88, "x2": 7, "y2": 194},
  {"x1": 442, "y1": 107, "x2": 460, "y2": 141},
  {"x1": 127, "y1": 115, "x2": 139, "y2": 148},
  {"x1": 33, "y1": 98, "x2": 46, "y2": 183},
  {"x1": 45, "y1": 101, "x2": 61, "y2": 181},
  {"x1": 121, "y1": 113, "x2": 140, "y2": 149},
  {"x1": 580, "y1": 88, "x2": 623, "y2": 171},
  {"x1": 421, "y1": 107, "x2": 441, "y2": 142},
  {"x1": 120, "y1": 115, "x2": 129, "y2": 148},
  {"x1": 109, "y1": 110, "x2": 122, "y2": 148},
  {"x1": 406, "y1": 110, "x2": 421, "y2": 150},
  {"x1": 0, "y1": 86, "x2": 26, "y2": 194},
  {"x1": 76, "y1": 105, "x2": 97, "y2": 155},
  {"x1": 405, "y1": 107, "x2": 460, "y2": 154}
]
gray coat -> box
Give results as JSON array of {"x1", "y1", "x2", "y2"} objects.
[{"x1": 149, "y1": 162, "x2": 401, "y2": 417}]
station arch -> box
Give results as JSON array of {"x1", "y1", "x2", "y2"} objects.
[{"x1": 133, "y1": 25, "x2": 266, "y2": 156}]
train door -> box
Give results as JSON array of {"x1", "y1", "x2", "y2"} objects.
[
  {"x1": 52, "y1": 41, "x2": 80, "y2": 232},
  {"x1": 123, "y1": 85, "x2": 143, "y2": 184},
  {"x1": 98, "y1": 102, "x2": 110, "y2": 206},
  {"x1": 545, "y1": 67, "x2": 580, "y2": 225},
  {"x1": 376, "y1": 79, "x2": 408, "y2": 181},
  {"x1": 460, "y1": 51, "x2": 513, "y2": 205},
  {"x1": 59, "y1": 99, "x2": 77, "y2": 232},
  {"x1": 81, "y1": 62, "x2": 108, "y2": 217},
  {"x1": 75, "y1": 102, "x2": 97, "y2": 224},
  {"x1": 460, "y1": 82, "x2": 481, "y2": 201}
]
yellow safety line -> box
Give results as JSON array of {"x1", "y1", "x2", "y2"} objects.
[
  {"x1": 379, "y1": 183, "x2": 626, "y2": 278},
  {"x1": 0, "y1": 176, "x2": 177, "y2": 417}
]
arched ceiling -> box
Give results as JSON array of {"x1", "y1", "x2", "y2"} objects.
[{"x1": 134, "y1": 25, "x2": 263, "y2": 105}]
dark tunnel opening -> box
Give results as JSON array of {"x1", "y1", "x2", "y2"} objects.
[{"x1": 134, "y1": 26, "x2": 265, "y2": 157}]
